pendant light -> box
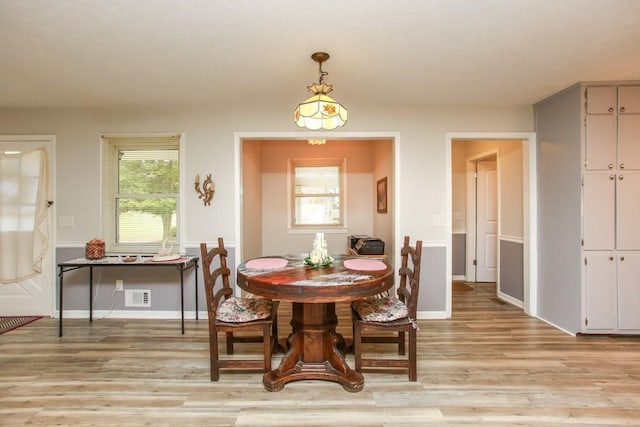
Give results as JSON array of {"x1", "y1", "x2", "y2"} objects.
[{"x1": 293, "y1": 52, "x2": 348, "y2": 130}]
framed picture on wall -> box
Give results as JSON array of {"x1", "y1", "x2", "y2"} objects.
[{"x1": 377, "y1": 177, "x2": 387, "y2": 213}]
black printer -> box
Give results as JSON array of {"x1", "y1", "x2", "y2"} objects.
[
  {"x1": 348, "y1": 235, "x2": 371, "y2": 250},
  {"x1": 353, "y1": 237, "x2": 385, "y2": 255}
]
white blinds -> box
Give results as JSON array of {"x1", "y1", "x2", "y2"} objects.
[{"x1": 102, "y1": 135, "x2": 181, "y2": 253}]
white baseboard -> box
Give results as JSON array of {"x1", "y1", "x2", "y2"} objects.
[
  {"x1": 535, "y1": 315, "x2": 576, "y2": 336},
  {"x1": 497, "y1": 291, "x2": 524, "y2": 309},
  {"x1": 60, "y1": 310, "x2": 204, "y2": 320},
  {"x1": 452, "y1": 275, "x2": 465, "y2": 281},
  {"x1": 417, "y1": 310, "x2": 448, "y2": 320}
]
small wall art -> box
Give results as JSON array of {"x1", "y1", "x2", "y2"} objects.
[{"x1": 377, "y1": 177, "x2": 387, "y2": 213}]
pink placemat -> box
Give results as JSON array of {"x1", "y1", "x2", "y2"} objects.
[
  {"x1": 246, "y1": 258, "x2": 288, "y2": 270},
  {"x1": 343, "y1": 258, "x2": 387, "y2": 271}
]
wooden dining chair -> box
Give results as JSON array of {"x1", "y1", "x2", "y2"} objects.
[
  {"x1": 200, "y1": 238, "x2": 279, "y2": 381},
  {"x1": 351, "y1": 235, "x2": 422, "y2": 381}
]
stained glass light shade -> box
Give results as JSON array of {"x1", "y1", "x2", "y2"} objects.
[{"x1": 294, "y1": 82, "x2": 348, "y2": 130}]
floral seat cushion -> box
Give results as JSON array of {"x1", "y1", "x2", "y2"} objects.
[
  {"x1": 216, "y1": 297, "x2": 272, "y2": 323},
  {"x1": 352, "y1": 295, "x2": 408, "y2": 322}
]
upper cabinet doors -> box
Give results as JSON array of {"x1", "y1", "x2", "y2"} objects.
[{"x1": 585, "y1": 85, "x2": 640, "y2": 170}]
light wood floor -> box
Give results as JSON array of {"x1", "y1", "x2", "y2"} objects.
[{"x1": 2, "y1": 283, "x2": 640, "y2": 426}]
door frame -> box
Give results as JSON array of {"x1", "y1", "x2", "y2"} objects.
[
  {"x1": 465, "y1": 150, "x2": 499, "y2": 284},
  {"x1": 446, "y1": 132, "x2": 537, "y2": 318},
  {"x1": 0, "y1": 135, "x2": 57, "y2": 316},
  {"x1": 234, "y1": 131, "x2": 401, "y2": 294}
]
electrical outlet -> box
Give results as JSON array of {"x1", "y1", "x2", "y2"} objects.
[
  {"x1": 115, "y1": 280, "x2": 124, "y2": 291},
  {"x1": 432, "y1": 214, "x2": 445, "y2": 226}
]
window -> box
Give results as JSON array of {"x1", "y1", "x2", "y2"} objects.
[
  {"x1": 289, "y1": 158, "x2": 345, "y2": 229},
  {"x1": 102, "y1": 135, "x2": 181, "y2": 253}
]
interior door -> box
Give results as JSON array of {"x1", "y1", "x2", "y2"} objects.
[
  {"x1": 476, "y1": 159, "x2": 497, "y2": 282},
  {"x1": 0, "y1": 138, "x2": 54, "y2": 316}
]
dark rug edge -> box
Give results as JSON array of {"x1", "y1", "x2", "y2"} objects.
[{"x1": 0, "y1": 316, "x2": 43, "y2": 335}]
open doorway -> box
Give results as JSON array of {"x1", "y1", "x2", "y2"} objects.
[
  {"x1": 447, "y1": 132, "x2": 537, "y2": 318},
  {"x1": 234, "y1": 133, "x2": 400, "y2": 293}
]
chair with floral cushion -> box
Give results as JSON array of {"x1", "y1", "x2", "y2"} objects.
[
  {"x1": 351, "y1": 235, "x2": 422, "y2": 381},
  {"x1": 200, "y1": 238, "x2": 279, "y2": 381}
]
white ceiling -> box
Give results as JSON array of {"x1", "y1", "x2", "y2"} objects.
[{"x1": 1, "y1": 0, "x2": 639, "y2": 109}]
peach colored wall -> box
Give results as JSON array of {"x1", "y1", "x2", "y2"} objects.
[
  {"x1": 258, "y1": 139, "x2": 378, "y2": 256},
  {"x1": 241, "y1": 140, "x2": 262, "y2": 260}
]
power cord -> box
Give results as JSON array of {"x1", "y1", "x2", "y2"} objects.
[{"x1": 92, "y1": 270, "x2": 119, "y2": 320}]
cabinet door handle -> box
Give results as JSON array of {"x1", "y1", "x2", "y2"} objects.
[
  {"x1": 620, "y1": 256, "x2": 625, "y2": 261},
  {"x1": 620, "y1": 107, "x2": 626, "y2": 113},
  {"x1": 619, "y1": 175, "x2": 624, "y2": 180},
  {"x1": 620, "y1": 163, "x2": 625, "y2": 169},
  {"x1": 610, "y1": 174, "x2": 615, "y2": 180},
  {"x1": 609, "y1": 107, "x2": 614, "y2": 112},
  {"x1": 608, "y1": 163, "x2": 614, "y2": 169},
  {"x1": 609, "y1": 256, "x2": 614, "y2": 261}
]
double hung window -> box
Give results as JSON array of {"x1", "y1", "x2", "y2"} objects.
[
  {"x1": 289, "y1": 158, "x2": 345, "y2": 229},
  {"x1": 102, "y1": 135, "x2": 181, "y2": 253}
]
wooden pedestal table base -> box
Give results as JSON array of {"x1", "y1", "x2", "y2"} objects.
[
  {"x1": 264, "y1": 302, "x2": 363, "y2": 392},
  {"x1": 236, "y1": 255, "x2": 393, "y2": 392}
]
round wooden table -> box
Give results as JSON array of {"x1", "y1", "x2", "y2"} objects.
[{"x1": 236, "y1": 255, "x2": 394, "y2": 392}]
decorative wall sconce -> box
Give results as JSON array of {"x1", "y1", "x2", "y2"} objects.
[{"x1": 194, "y1": 173, "x2": 214, "y2": 206}]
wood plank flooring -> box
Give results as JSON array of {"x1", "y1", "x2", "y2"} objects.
[{"x1": 2, "y1": 283, "x2": 640, "y2": 426}]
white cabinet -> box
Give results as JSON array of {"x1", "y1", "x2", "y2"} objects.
[
  {"x1": 616, "y1": 172, "x2": 640, "y2": 250},
  {"x1": 584, "y1": 252, "x2": 617, "y2": 330},
  {"x1": 583, "y1": 84, "x2": 640, "y2": 333},
  {"x1": 585, "y1": 251, "x2": 640, "y2": 332},
  {"x1": 585, "y1": 85, "x2": 640, "y2": 171},
  {"x1": 582, "y1": 173, "x2": 615, "y2": 250},
  {"x1": 618, "y1": 252, "x2": 640, "y2": 330}
]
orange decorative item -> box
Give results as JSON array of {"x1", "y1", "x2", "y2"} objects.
[{"x1": 85, "y1": 239, "x2": 105, "y2": 260}]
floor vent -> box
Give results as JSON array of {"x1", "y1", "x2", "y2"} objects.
[{"x1": 124, "y1": 290, "x2": 151, "y2": 307}]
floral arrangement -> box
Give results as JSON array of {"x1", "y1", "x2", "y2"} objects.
[{"x1": 304, "y1": 233, "x2": 334, "y2": 268}]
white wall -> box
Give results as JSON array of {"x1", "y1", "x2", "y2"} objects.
[{"x1": 0, "y1": 102, "x2": 533, "y2": 315}]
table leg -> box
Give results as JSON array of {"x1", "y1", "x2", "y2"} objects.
[
  {"x1": 58, "y1": 266, "x2": 64, "y2": 337},
  {"x1": 89, "y1": 267, "x2": 93, "y2": 322},
  {"x1": 194, "y1": 259, "x2": 199, "y2": 320},
  {"x1": 180, "y1": 266, "x2": 185, "y2": 334},
  {"x1": 263, "y1": 302, "x2": 364, "y2": 393}
]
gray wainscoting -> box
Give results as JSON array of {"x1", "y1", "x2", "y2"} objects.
[
  {"x1": 57, "y1": 244, "x2": 447, "y2": 316},
  {"x1": 499, "y1": 239, "x2": 524, "y2": 302},
  {"x1": 55, "y1": 245, "x2": 235, "y2": 314},
  {"x1": 416, "y1": 245, "x2": 447, "y2": 312},
  {"x1": 452, "y1": 233, "x2": 466, "y2": 277}
]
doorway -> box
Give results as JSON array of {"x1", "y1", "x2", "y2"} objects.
[
  {"x1": 447, "y1": 132, "x2": 537, "y2": 319},
  {"x1": 234, "y1": 132, "x2": 401, "y2": 292},
  {"x1": 0, "y1": 135, "x2": 55, "y2": 316}
]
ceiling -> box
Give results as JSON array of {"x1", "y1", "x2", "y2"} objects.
[{"x1": 1, "y1": 0, "x2": 639, "y2": 109}]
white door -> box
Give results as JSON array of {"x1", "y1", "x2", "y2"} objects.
[
  {"x1": 584, "y1": 252, "x2": 617, "y2": 331},
  {"x1": 618, "y1": 252, "x2": 640, "y2": 330},
  {"x1": 616, "y1": 172, "x2": 640, "y2": 250},
  {"x1": 476, "y1": 159, "x2": 497, "y2": 282},
  {"x1": 0, "y1": 137, "x2": 54, "y2": 316},
  {"x1": 582, "y1": 172, "x2": 616, "y2": 250}
]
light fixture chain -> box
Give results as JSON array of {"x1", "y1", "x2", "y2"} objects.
[{"x1": 318, "y1": 61, "x2": 328, "y2": 84}]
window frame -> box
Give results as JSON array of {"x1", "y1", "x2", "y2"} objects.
[
  {"x1": 101, "y1": 134, "x2": 184, "y2": 254},
  {"x1": 287, "y1": 157, "x2": 346, "y2": 230}
]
